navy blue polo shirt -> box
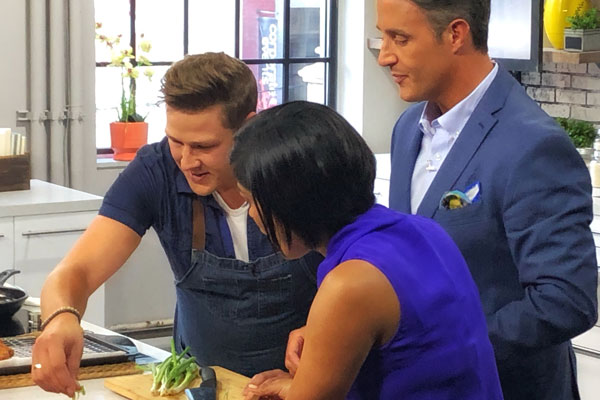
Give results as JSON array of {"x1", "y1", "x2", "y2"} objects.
[{"x1": 99, "y1": 138, "x2": 278, "y2": 280}]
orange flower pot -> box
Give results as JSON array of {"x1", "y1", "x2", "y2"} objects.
[{"x1": 109, "y1": 122, "x2": 148, "y2": 161}]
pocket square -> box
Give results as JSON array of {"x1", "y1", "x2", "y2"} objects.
[{"x1": 440, "y1": 181, "x2": 481, "y2": 210}]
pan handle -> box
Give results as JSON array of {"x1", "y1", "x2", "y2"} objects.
[{"x1": 0, "y1": 269, "x2": 21, "y2": 286}]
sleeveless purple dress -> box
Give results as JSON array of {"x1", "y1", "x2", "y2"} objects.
[{"x1": 317, "y1": 204, "x2": 503, "y2": 399}]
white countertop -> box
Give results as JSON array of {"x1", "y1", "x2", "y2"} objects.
[
  {"x1": 0, "y1": 321, "x2": 170, "y2": 400},
  {"x1": 375, "y1": 153, "x2": 391, "y2": 181},
  {"x1": 0, "y1": 180, "x2": 103, "y2": 218}
]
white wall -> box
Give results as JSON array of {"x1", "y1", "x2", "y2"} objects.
[{"x1": 337, "y1": 0, "x2": 408, "y2": 154}]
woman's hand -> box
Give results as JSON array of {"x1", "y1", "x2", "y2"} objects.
[
  {"x1": 243, "y1": 369, "x2": 292, "y2": 400},
  {"x1": 285, "y1": 326, "x2": 305, "y2": 377}
]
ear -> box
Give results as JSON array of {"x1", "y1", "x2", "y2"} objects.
[
  {"x1": 245, "y1": 111, "x2": 257, "y2": 121},
  {"x1": 445, "y1": 19, "x2": 472, "y2": 54}
]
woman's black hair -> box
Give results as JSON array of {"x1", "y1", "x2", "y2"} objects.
[{"x1": 231, "y1": 101, "x2": 375, "y2": 250}]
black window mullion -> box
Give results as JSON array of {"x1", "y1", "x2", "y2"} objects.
[
  {"x1": 235, "y1": 0, "x2": 241, "y2": 59},
  {"x1": 184, "y1": 0, "x2": 189, "y2": 55},
  {"x1": 283, "y1": 0, "x2": 290, "y2": 103},
  {"x1": 328, "y1": 0, "x2": 338, "y2": 109},
  {"x1": 130, "y1": 0, "x2": 136, "y2": 59}
]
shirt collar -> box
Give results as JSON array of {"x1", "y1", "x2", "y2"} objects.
[{"x1": 419, "y1": 62, "x2": 498, "y2": 138}]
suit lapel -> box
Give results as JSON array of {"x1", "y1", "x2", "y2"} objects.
[
  {"x1": 415, "y1": 67, "x2": 515, "y2": 218},
  {"x1": 416, "y1": 113, "x2": 497, "y2": 218},
  {"x1": 392, "y1": 125, "x2": 423, "y2": 213}
]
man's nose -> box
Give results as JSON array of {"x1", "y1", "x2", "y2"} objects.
[
  {"x1": 378, "y1": 39, "x2": 397, "y2": 67},
  {"x1": 180, "y1": 146, "x2": 199, "y2": 170}
]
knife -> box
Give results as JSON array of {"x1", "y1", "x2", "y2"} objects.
[{"x1": 185, "y1": 366, "x2": 217, "y2": 400}]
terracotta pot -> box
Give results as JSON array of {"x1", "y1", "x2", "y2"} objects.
[{"x1": 109, "y1": 122, "x2": 148, "y2": 161}]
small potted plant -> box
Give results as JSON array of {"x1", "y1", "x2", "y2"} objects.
[
  {"x1": 556, "y1": 117, "x2": 597, "y2": 164},
  {"x1": 564, "y1": 5, "x2": 600, "y2": 51},
  {"x1": 95, "y1": 22, "x2": 154, "y2": 161}
]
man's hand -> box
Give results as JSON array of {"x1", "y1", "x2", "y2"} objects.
[
  {"x1": 31, "y1": 313, "x2": 84, "y2": 398},
  {"x1": 243, "y1": 369, "x2": 292, "y2": 400},
  {"x1": 285, "y1": 326, "x2": 306, "y2": 377}
]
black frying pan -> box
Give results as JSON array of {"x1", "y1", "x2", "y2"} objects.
[{"x1": 0, "y1": 270, "x2": 28, "y2": 317}]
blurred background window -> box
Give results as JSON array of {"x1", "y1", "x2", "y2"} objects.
[{"x1": 94, "y1": 0, "x2": 337, "y2": 152}]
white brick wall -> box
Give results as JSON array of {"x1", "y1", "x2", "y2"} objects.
[
  {"x1": 522, "y1": 62, "x2": 600, "y2": 124},
  {"x1": 541, "y1": 73, "x2": 571, "y2": 88},
  {"x1": 556, "y1": 89, "x2": 586, "y2": 105}
]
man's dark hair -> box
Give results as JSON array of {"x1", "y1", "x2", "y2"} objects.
[
  {"x1": 231, "y1": 101, "x2": 376, "y2": 250},
  {"x1": 160, "y1": 52, "x2": 257, "y2": 130},
  {"x1": 412, "y1": 0, "x2": 490, "y2": 52}
]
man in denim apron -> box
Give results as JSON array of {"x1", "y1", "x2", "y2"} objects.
[{"x1": 32, "y1": 52, "x2": 320, "y2": 397}]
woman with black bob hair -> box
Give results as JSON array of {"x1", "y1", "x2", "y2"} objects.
[{"x1": 233, "y1": 101, "x2": 503, "y2": 400}]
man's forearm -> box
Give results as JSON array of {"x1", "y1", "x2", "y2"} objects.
[{"x1": 40, "y1": 263, "x2": 93, "y2": 320}]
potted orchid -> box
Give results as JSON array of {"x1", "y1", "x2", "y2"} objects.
[{"x1": 95, "y1": 22, "x2": 154, "y2": 160}]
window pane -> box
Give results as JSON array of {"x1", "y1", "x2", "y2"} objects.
[
  {"x1": 289, "y1": 62, "x2": 325, "y2": 104},
  {"x1": 136, "y1": 0, "x2": 184, "y2": 61},
  {"x1": 240, "y1": 0, "x2": 285, "y2": 60},
  {"x1": 290, "y1": 0, "x2": 328, "y2": 58},
  {"x1": 248, "y1": 63, "x2": 284, "y2": 111},
  {"x1": 136, "y1": 66, "x2": 170, "y2": 144},
  {"x1": 188, "y1": 0, "x2": 236, "y2": 56},
  {"x1": 94, "y1": 0, "x2": 131, "y2": 63},
  {"x1": 95, "y1": 67, "x2": 124, "y2": 149}
]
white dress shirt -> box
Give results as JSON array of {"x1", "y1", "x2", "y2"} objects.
[{"x1": 410, "y1": 63, "x2": 498, "y2": 213}]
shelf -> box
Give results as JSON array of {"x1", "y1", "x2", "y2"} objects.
[
  {"x1": 543, "y1": 47, "x2": 600, "y2": 64},
  {"x1": 367, "y1": 37, "x2": 382, "y2": 50}
]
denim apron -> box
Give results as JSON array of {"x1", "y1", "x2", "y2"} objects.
[{"x1": 173, "y1": 197, "x2": 317, "y2": 377}]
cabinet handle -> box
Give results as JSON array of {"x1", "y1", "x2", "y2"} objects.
[
  {"x1": 573, "y1": 344, "x2": 600, "y2": 359},
  {"x1": 22, "y1": 228, "x2": 86, "y2": 237},
  {"x1": 0, "y1": 234, "x2": 4, "y2": 238}
]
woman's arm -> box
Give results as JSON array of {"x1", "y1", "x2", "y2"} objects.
[{"x1": 245, "y1": 259, "x2": 400, "y2": 400}]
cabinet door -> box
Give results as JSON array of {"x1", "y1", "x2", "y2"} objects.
[
  {"x1": 576, "y1": 352, "x2": 600, "y2": 400},
  {"x1": 374, "y1": 178, "x2": 390, "y2": 207},
  {"x1": 574, "y1": 326, "x2": 600, "y2": 400},
  {"x1": 13, "y1": 211, "x2": 105, "y2": 326},
  {"x1": 0, "y1": 217, "x2": 14, "y2": 278}
]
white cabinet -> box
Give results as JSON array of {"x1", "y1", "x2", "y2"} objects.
[
  {"x1": 574, "y1": 326, "x2": 600, "y2": 400},
  {"x1": 12, "y1": 211, "x2": 106, "y2": 326},
  {"x1": 0, "y1": 217, "x2": 14, "y2": 277},
  {"x1": 374, "y1": 178, "x2": 390, "y2": 207},
  {"x1": 13, "y1": 211, "x2": 96, "y2": 296},
  {"x1": 0, "y1": 180, "x2": 104, "y2": 326}
]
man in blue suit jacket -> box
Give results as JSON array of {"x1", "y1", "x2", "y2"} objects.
[{"x1": 378, "y1": 0, "x2": 598, "y2": 399}]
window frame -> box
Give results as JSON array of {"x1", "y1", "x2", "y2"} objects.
[{"x1": 95, "y1": 0, "x2": 338, "y2": 153}]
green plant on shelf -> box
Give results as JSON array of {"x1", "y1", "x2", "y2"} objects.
[
  {"x1": 567, "y1": 5, "x2": 600, "y2": 30},
  {"x1": 556, "y1": 117, "x2": 597, "y2": 148}
]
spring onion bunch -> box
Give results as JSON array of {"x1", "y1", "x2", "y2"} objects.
[
  {"x1": 71, "y1": 384, "x2": 85, "y2": 399},
  {"x1": 150, "y1": 339, "x2": 199, "y2": 396}
]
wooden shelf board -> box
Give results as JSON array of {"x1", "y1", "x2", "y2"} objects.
[{"x1": 543, "y1": 47, "x2": 600, "y2": 64}]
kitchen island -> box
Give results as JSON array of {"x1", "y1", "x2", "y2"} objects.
[{"x1": 0, "y1": 321, "x2": 249, "y2": 399}]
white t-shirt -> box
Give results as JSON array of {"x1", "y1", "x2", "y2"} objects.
[{"x1": 212, "y1": 191, "x2": 250, "y2": 262}]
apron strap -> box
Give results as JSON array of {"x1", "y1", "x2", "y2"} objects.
[{"x1": 192, "y1": 197, "x2": 206, "y2": 251}]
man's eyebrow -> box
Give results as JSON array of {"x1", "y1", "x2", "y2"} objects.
[{"x1": 385, "y1": 28, "x2": 409, "y2": 36}]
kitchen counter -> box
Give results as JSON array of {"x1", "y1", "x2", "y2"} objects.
[
  {"x1": 0, "y1": 179, "x2": 102, "y2": 218},
  {"x1": 0, "y1": 321, "x2": 170, "y2": 400}
]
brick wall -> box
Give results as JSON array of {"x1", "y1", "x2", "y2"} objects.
[{"x1": 521, "y1": 63, "x2": 600, "y2": 124}]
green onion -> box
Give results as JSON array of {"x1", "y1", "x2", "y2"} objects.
[
  {"x1": 71, "y1": 384, "x2": 85, "y2": 400},
  {"x1": 149, "y1": 338, "x2": 200, "y2": 396}
]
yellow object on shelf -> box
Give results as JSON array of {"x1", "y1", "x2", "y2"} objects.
[{"x1": 544, "y1": 0, "x2": 590, "y2": 49}]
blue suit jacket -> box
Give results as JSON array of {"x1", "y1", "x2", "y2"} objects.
[{"x1": 389, "y1": 67, "x2": 598, "y2": 400}]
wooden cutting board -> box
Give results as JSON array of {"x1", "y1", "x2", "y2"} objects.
[{"x1": 104, "y1": 366, "x2": 250, "y2": 400}]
